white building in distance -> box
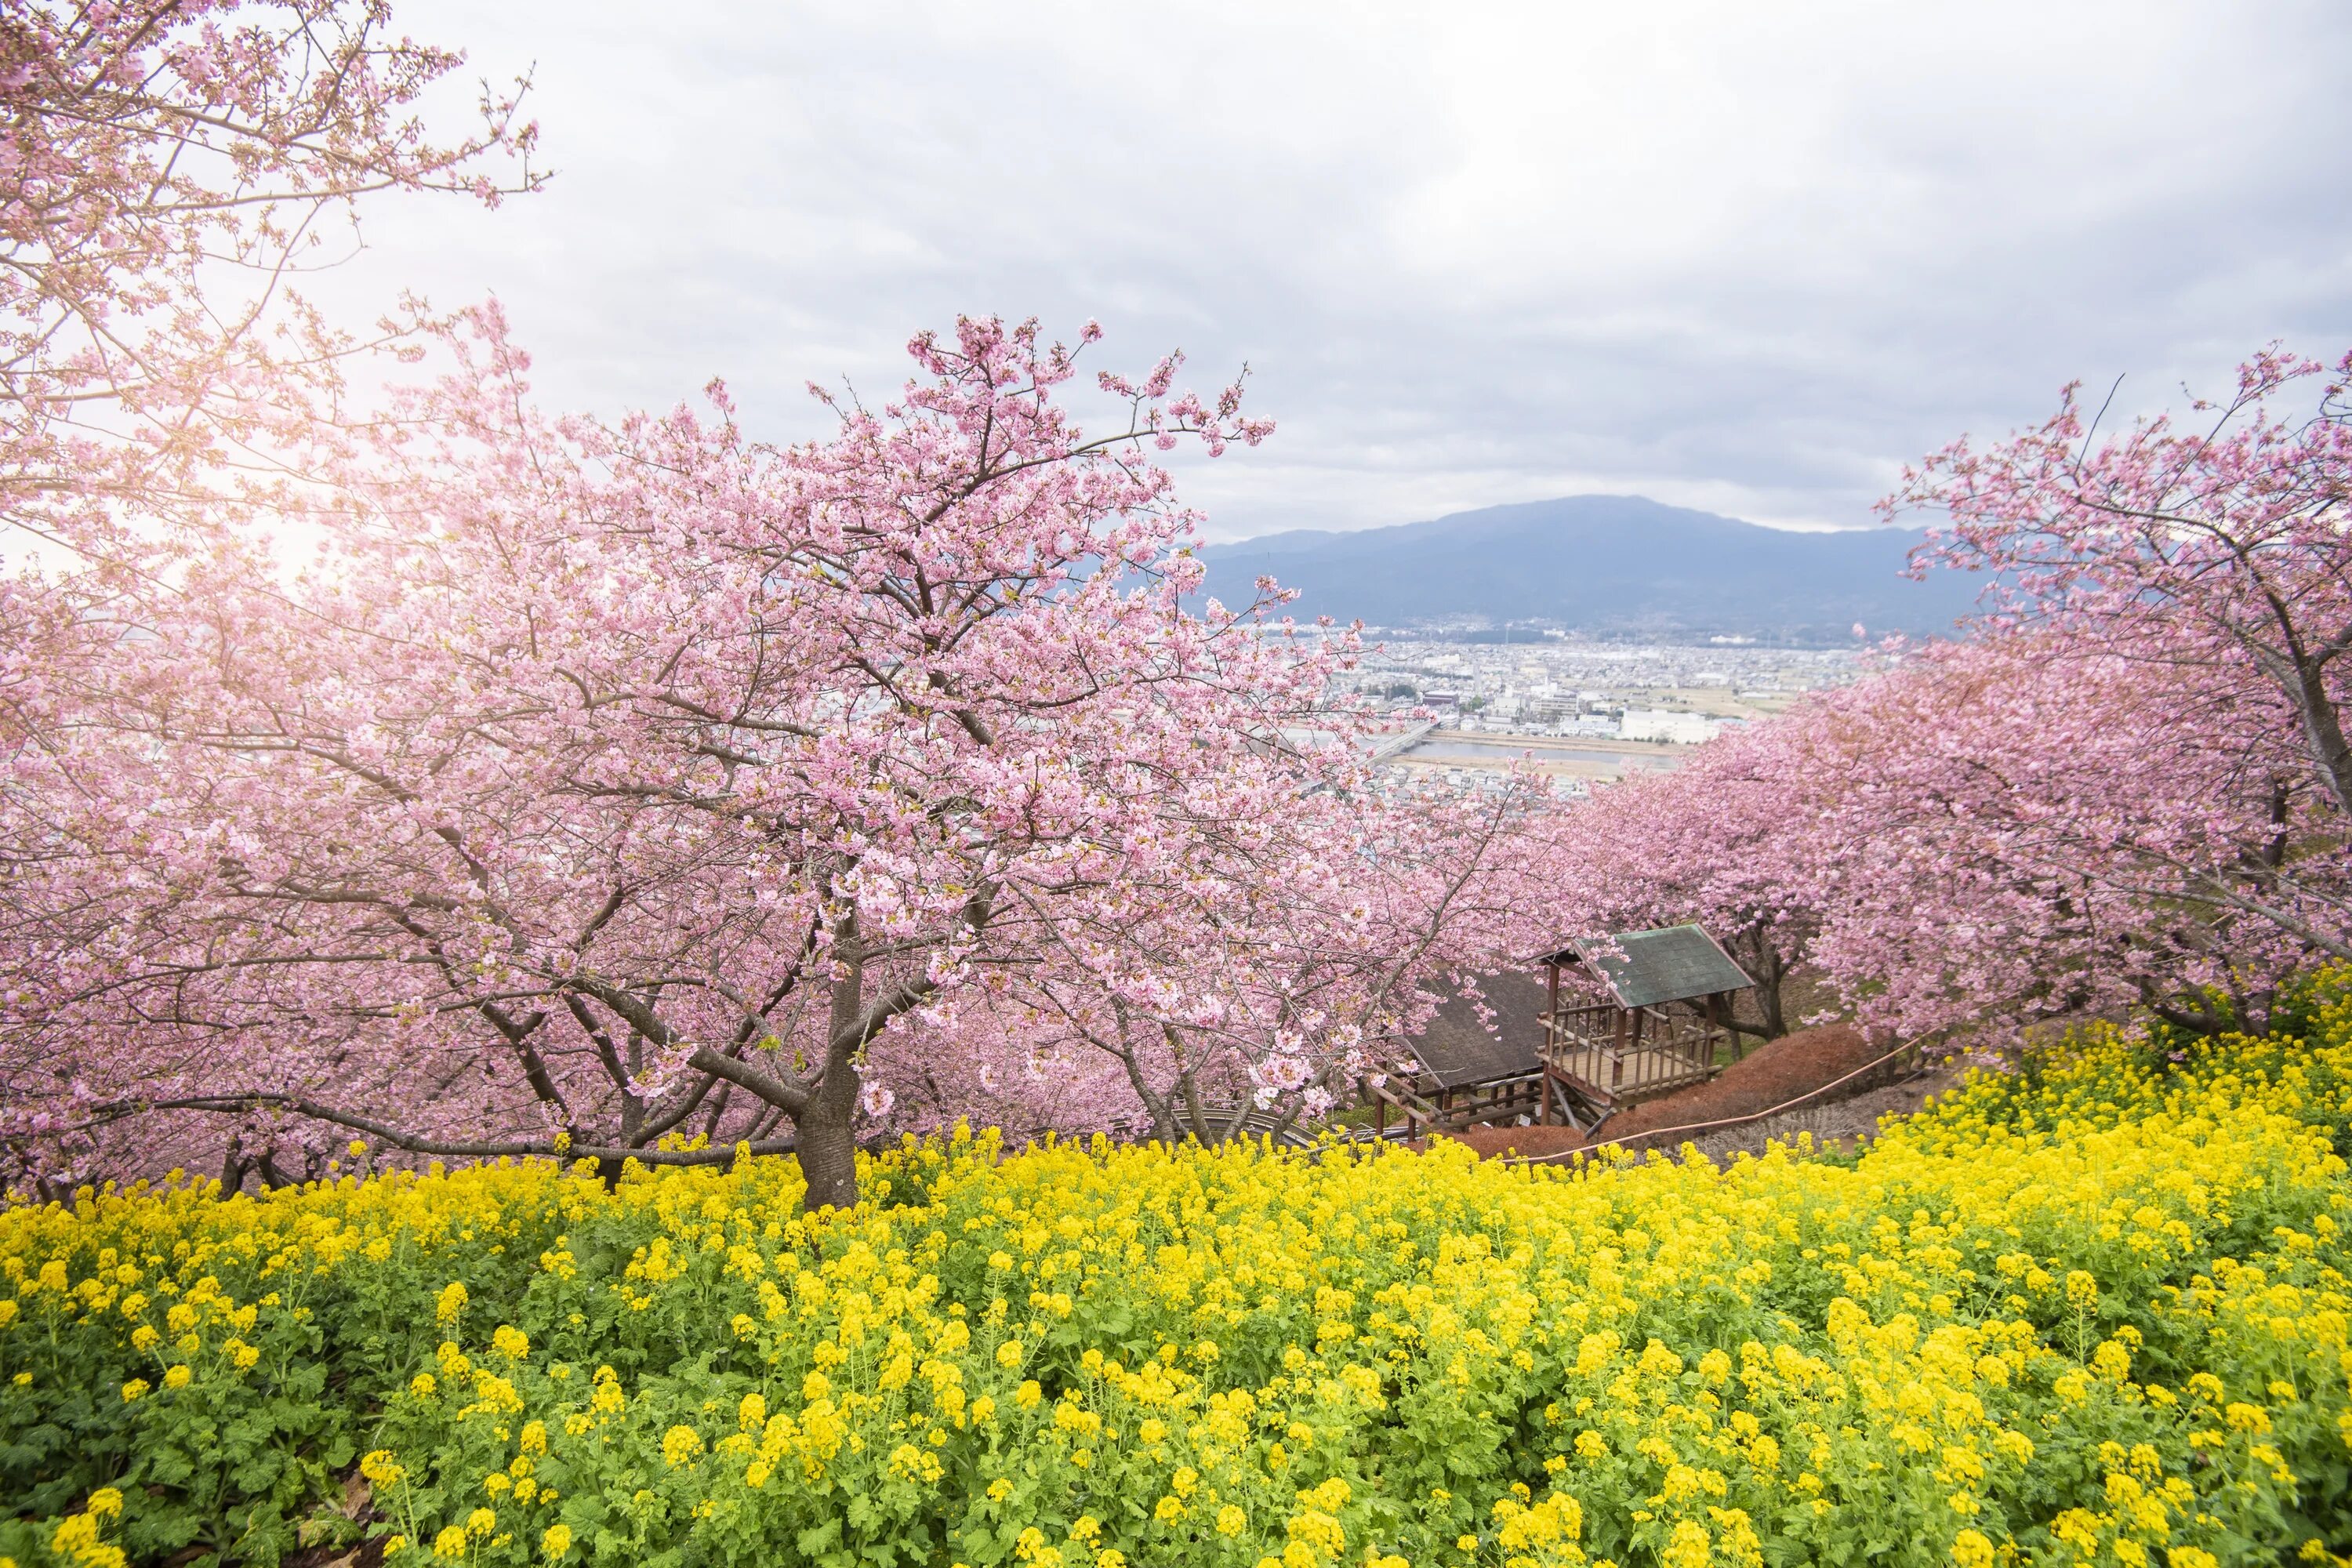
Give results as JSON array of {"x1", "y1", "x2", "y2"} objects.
[{"x1": 1618, "y1": 708, "x2": 1721, "y2": 745}]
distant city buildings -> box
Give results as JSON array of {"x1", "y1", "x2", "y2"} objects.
[
  {"x1": 1334, "y1": 633, "x2": 1864, "y2": 781},
  {"x1": 1345, "y1": 637, "x2": 1857, "y2": 724}
]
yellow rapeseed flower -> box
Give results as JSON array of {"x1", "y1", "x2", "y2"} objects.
[{"x1": 662, "y1": 1425, "x2": 704, "y2": 1467}]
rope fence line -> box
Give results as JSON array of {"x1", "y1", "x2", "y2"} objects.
[{"x1": 1492, "y1": 1029, "x2": 1940, "y2": 1168}]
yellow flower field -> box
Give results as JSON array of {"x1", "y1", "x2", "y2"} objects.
[{"x1": 8, "y1": 987, "x2": 2352, "y2": 1567}]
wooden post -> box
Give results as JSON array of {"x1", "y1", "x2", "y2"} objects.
[
  {"x1": 1612, "y1": 1006, "x2": 1628, "y2": 1090},
  {"x1": 1538, "y1": 1067, "x2": 1554, "y2": 1125}
]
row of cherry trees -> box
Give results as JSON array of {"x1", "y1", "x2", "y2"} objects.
[{"x1": 1538, "y1": 348, "x2": 2352, "y2": 1046}]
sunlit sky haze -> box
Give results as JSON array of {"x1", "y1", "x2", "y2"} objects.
[{"x1": 332, "y1": 1, "x2": 2352, "y2": 539}]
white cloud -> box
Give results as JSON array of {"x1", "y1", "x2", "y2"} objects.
[{"x1": 327, "y1": 0, "x2": 2352, "y2": 538}]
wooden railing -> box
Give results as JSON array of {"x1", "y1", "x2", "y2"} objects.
[
  {"x1": 1363, "y1": 1071, "x2": 1548, "y2": 1138},
  {"x1": 1541, "y1": 1004, "x2": 1717, "y2": 1102}
]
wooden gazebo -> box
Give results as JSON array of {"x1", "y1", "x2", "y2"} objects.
[
  {"x1": 1363, "y1": 972, "x2": 1552, "y2": 1138},
  {"x1": 1536, "y1": 924, "x2": 1753, "y2": 1125}
]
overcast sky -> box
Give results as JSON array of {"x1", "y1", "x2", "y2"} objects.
[{"x1": 339, "y1": 1, "x2": 2352, "y2": 540}]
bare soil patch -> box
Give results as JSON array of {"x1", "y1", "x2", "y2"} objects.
[
  {"x1": 1438, "y1": 1122, "x2": 1590, "y2": 1160},
  {"x1": 1678, "y1": 1069, "x2": 1961, "y2": 1163}
]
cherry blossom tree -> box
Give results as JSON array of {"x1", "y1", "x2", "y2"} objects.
[
  {"x1": 0, "y1": 2, "x2": 1538, "y2": 1206},
  {"x1": 1895, "y1": 347, "x2": 2352, "y2": 970},
  {"x1": 2, "y1": 0, "x2": 540, "y2": 567},
  {"x1": 1826, "y1": 346, "x2": 2352, "y2": 1038},
  {"x1": 1591, "y1": 633, "x2": 2325, "y2": 1044},
  {"x1": 1778, "y1": 637, "x2": 2317, "y2": 1038},
  {"x1": 1546, "y1": 345, "x2": 2352, "y2": 1049},
  {"x1": 1519, "y1": 632, "x2": 2329, "y2": 1050},
  {"x1": 0, "y1": 310, "x2": 1514, "y2": 1210}
]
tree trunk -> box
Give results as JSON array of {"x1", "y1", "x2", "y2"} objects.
[
  {"x1": 1722, "y1": 933, "x2": 1789, "y2": 1040},
  {"x1": 1755, "y1": 944, "x2": 1788, "y2": 1039},
  {"x1": 1108, "y1": 1017, "x2": 1183, "y2": 1145},
  {"x1": 794, "y1": 1072, "x2": 861, "y2": 1212},
  {"x1": 793, "y1": 916, "x2": 869, "y2": 1211},
  {"x1": 789, "y1": 911, "x2": 885, "y2": 1211},
  {"x1": 2288, "y1": 652, "x2": 2352, "y2": 819}
]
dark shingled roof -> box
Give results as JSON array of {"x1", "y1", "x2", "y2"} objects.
[
  {"x1": 1406, "y1": 972, "x2": 1550, "y2": 1090},
  {"x1": 1544, "y1": 924, "x2": 1753, "y2": 1009}
]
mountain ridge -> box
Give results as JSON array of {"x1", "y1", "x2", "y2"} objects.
[{"x1": 1193, "y1": 495, "x2": 1983, "y2": 641}]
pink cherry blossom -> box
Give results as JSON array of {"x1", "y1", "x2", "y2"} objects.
[
  {"x1": 2, "y1": 300, "x2": 1545, "y2": 1207},
  {"x1": 1530, "y1": 345, "x2": 2352, "y2": 1047},
  {"x1": 1, "y1": 0, "x2": 542, "y2": 575}
]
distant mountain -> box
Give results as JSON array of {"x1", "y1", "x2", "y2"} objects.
[{"x1": 1194, "y1": 495, "x2": 1984, "y2": 641}]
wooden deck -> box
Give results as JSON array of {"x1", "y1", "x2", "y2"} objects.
[
  {"x1": 1541, "y1": 1037, "x2": 1715, "y2": 1103},
  {"x1": 1541, "y1": 1001, "x2": 1719, "y2": 1107}
]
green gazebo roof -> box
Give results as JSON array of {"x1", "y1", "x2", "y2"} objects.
[{"x1": 1541, "y1": 924, "x2": 1753, "y2": 1009}]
